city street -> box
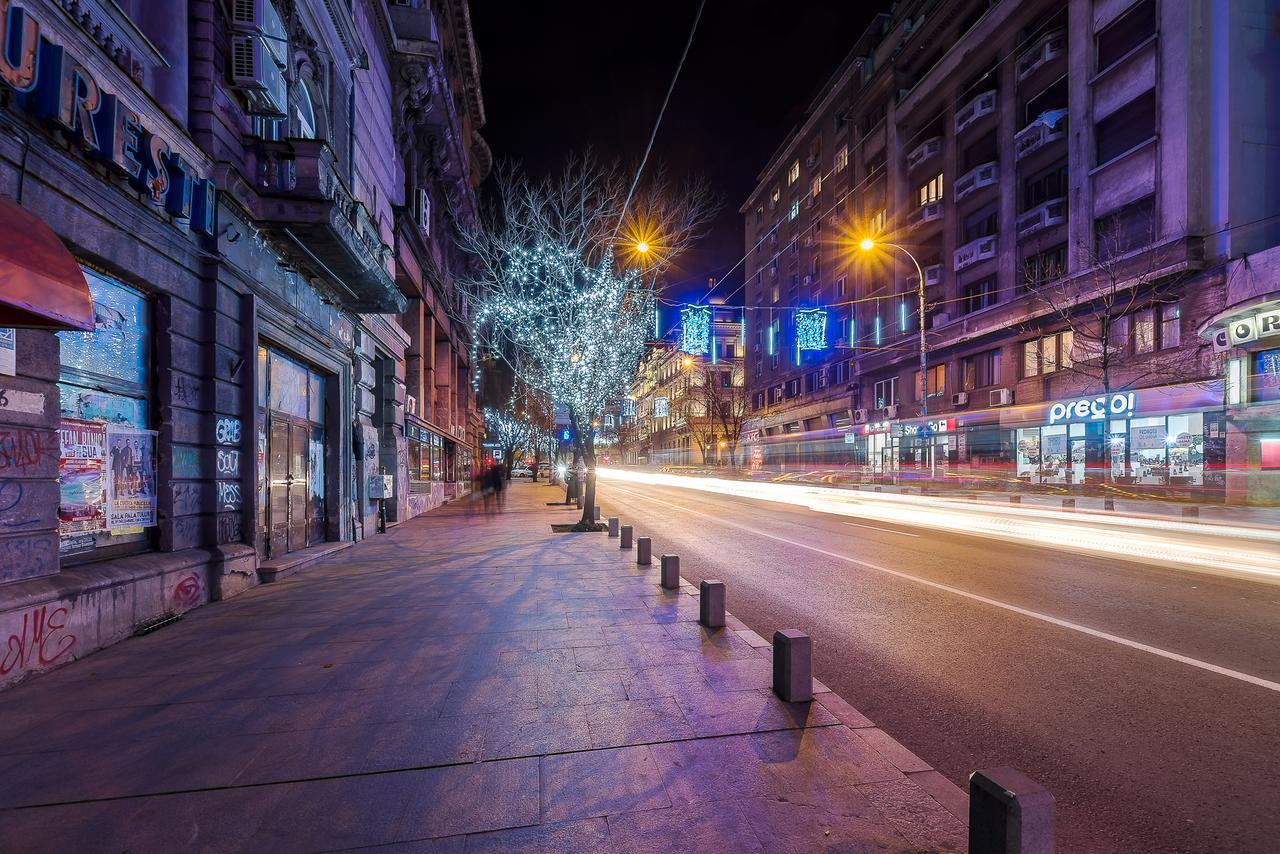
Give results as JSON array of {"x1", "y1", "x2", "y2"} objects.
[{"x1": 597, "y1": 472, "x2": 1280, "y2": 853}]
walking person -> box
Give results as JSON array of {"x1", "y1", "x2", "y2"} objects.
[{"x1": 490, "y1": 461, "x2": 507, "y2": 511}]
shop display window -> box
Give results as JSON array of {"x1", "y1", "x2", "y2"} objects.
[{"x1": 1252, "y1": 348, "x2": 1280, "y2": 403}]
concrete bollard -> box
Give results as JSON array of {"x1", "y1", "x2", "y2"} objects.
[
  {"x1": 660, "y1": 554, "x2": 680, "y2": 589},
  {"x1": 636, "y1": 536, "x2": 652, "y2": 565},
  {"x1": 968, "y1": 767, "x2": 1055, "y2": 854},
  {"x1": 1009, "y1": 495, "x2": 1021, "y2": 504},
  {"x1": 620, "y1": 525, "x2": 633, "y2": 549},
  {"x1": 608, "y1": 516, "x2": 620, "y2": 537},
  {"x1": 1104, "y1": 498, "x2": 1115, "y2": 511},
  {"x1": 1182, "y1": 506, "x2": 1199, "y2": 519},
  {"x1": 772, "y1": 630, "x2": 812, "y2": 703},
  {"x1": 699, "y1": 580, "x2": 726, "y2": 628},
  {"x1": 594, "y1": 505, "x2": 601, "y2": 522},
  {"x1": 1062, "y1": 498, "x2": 1075, "y2": 510}
]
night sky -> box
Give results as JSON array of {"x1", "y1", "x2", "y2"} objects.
[{"x1": 469, "y1": 1, "x2": 890, "y2": 304}]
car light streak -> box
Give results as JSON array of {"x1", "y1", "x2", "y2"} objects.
[{"x1": 597, "y1": 468, "x2": 1280, "y2": 582}]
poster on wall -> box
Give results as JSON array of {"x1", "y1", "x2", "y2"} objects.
[
  {"x1": 57, "y1": 419, "x2": 108, "y2": 549},
  {"x1": 1132, "y1": 425, "x2": 1167, "y2": 450},
  {"x1": 0, "y1": 328, "x2": 14, "y2": 376},
  {"x1": 106, "y1": 426, "x2": 158, "y2": 531}
]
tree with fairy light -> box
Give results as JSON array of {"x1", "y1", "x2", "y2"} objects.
[
  {"x1": 484, "y1": 404, "x2": 534, "y2": 477},
  {"x1": 459, "y1": 154, "x2": 715, "y2": 529}
]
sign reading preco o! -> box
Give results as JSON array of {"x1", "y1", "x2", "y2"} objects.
[{"x1": 1048, "y1": 392, "x2": 1136, "y2": 425}]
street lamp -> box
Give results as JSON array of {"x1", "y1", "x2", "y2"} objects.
[
  {"x1": 635, "y1": 240, "x2": 650, "y2": 255},
  {"x1": 859, "y1": 238, "x2": 934, "y2": 477}
]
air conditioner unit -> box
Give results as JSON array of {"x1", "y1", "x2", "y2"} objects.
[
  {"x1": 883, "y1": 404, "x2": 899, "y2": 418},
  {"x1": 231, "y1": 35, "x2": 287, "y2": 117},
  {"x1": 951, "y1": 392, "x2": 969, "y2": 406},
  {"x1": 989, "y1": 388, "x2": 1013, "y2": 407},
  {"x1": 806, "y1": 154, "x2": 818, "y2": 167},
  {"x1": 415, "y1": 188, "x2": 431, "y2": 235},
  {"x1": 232, "y1": 0, "x2": 287, "y2": 65},
  {"x1": 853, "y1": 408, "x2": 869, "y2": 423}
]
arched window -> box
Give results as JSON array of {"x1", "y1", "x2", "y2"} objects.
[{"x1": 295, "y1": 81, "x2": 317, "y2": 139}]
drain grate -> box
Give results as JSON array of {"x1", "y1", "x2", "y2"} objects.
[{"x1": 133, "y1": 612, "x2": 182, "y2": 636}]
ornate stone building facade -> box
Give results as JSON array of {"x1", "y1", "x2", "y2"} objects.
[{"x1": 0, "y1": 0, "x2": 487, "y2": 688}]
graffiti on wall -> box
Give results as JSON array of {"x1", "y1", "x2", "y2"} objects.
[
  {"x1": 216, "y1": 481, "x2": 242, "y2": 511},
  {"x1": 0, "y1": 429, "x2": 54, "y2": 472},
  {"x1": 170, "y1": 572, "x2": 202, "y2": 611},
  {"x1": 215, "y1": 417, "x2": 241, "y2": 446},
  {"x1": 1, "y1": 604, "x2": 76, "y2": 677}
]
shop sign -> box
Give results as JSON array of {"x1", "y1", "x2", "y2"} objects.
[
  {"x1": 863, "y1": 420, "x2": 892, "y2": 435},
  {"x1": 1048, "y1": 392, "x2": 1136, "y2": 425},
  {"x1": 901, "y1": 418, "x2": 954, "y2": 437},
  {"x1": 843, "y1": 431, "x2": 857, "y2": 444},
  {"x1": 1213, "y1": 307, "x2": 1280, "y2": 351},
  {"x1": 0, "y1": 0, "x2": 216, "y2": 236}
]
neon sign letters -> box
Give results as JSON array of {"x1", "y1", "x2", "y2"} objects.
[{"x1": 1048, "y1": 392, "x2": 1136, "y2": 425}]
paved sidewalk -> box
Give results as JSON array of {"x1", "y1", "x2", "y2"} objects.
[{"x1": 0, "y1": 482, "x2": 966, "y2": 852}]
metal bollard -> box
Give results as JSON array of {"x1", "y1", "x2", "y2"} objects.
[
  {"x1": 660, "y1": 554, "x2": 680, "y2": 589},
  {"x1": 968, "y1": 767, "x2": 1055, "y2": 854},
  {"x1": 1062, "y1": 498, "x2": 1075, "y2": 510},
  {"x1": 1182, "y1": 506, "x2": 1199, "y2": 519},
  {"x1": 636, "y1": 536, "x2": 652, "y2": 566},
  {"x1": 699, "y1": 580, "x2": 725, "y2": 628},
  {"x1": 1104, "y1": 498, "x2": 1115, "y2": 511},
  {"x1": 1009, "y1": 495, "x2": 1021, "y2": 504},
  {"x1": 608, "y1": 516, "x2": 620, "y2": 537},
  {"x1": 772, "y1": 630, "x2": 812, "y2": 703},
  {"x1": 620, "y1": 525, "x2": 633, "y2": 549}
]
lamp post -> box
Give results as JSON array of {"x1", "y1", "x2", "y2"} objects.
[{"x1": 859, "y1": 238, "x2": 934, "y2": 478}]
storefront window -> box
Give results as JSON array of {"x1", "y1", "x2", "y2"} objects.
[
  {"x1": 1166, "y1": 413, "x2": 1203, "y2": 486},
  {"x1": 1129, "y1": 416, "x2": 1167, "y2": 484},
  {"x1": 1252, "y1": 348, "x2": 1280, "y2": 403},
  {"x1": 56, "y1": 269, "x2": 155, "y2": 559},
  {"x1": 1016, "y1": 428, "x2": 1040, "y2": 479}
]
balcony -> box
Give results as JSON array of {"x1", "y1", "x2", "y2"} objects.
[
  {"x1": 252, "y1": 138, "x2": 406, "y2": 313},
  {"x1": 956, "y1": 90, "x2": 997, "y2": 135},
  {"x1": 1015, "y1": 197, "x2": 1068, "y2": 239},
  {"x1": 1015, "y1": 110, "x2": 1068, "y2": 161},
  {"x1": 954, "y1": 161, "x2": 999, "y2": 202},
  {"x1": 908, "y1": 200, "x2": 944, "y2": 230},
  {"x1": 1016, "y1": 29, "x2": 1067, "y2": 82},
  {"x1": 954, "y1": 235, "x2": 998, "y2": 271},
  {"x1": 906, "y1": 136, "x2": 943, "y2": 172}
]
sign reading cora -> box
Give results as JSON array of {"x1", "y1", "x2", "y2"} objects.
[
  {"x1": 1048, "y1": 392, "x2": 1136, "y2": 425},
  {"x1": 0, "y1": 0, "x2": 215, "y2": 236},
  {"x1": 1211, "y1": 306, "x2": 1280, "y2": 352}
]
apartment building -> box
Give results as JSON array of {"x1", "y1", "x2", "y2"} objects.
[
  {"x1": 625, "y1": 306, "x2": 744, "y2": 466},
  {"x1": 0, "y1": 0, "x2": 487, "y2": 688},
  {"x1": 741, "y1": 0, "x2": 1280, "y2": 504}
]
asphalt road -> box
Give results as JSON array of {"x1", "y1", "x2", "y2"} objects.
[{"x1": 596, "y1": 476, "x2": 1280, "y2": 854}]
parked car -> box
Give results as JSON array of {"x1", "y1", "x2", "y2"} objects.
[{"x1": 510, "y1": 467, "x2": 533, "y2": 478}]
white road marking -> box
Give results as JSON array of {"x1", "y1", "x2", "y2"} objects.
[
  {"x1": 608, "y1": 483, "x2": 1280, "y2": 695},
  {"x1": 843, "y1": 520, "x2": 920, "y2": 538}
]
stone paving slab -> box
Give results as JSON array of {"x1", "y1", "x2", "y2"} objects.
[{"x1": 0, "y1": 481, "x2": 967, "y2": 852}]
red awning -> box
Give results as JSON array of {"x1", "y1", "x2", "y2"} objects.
[{"x1": 0, "y1": 196, "x2": 95, "y2": 331}]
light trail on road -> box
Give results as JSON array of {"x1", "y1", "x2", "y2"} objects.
[{"x1": 597, "y1": 467, "x2": 1280, "y2": 582}]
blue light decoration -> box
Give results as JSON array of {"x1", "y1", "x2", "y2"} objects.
[
  {"x1": 850, "y1": 316, "x2": 857, "y2": 348},
  {"x1": 796, "y1": 308, "x2": 828, "y2": 351},
  {"x1": 899, "y1": 300, "x2": 908, "y2": 333},
  {"x1": 767, "y1": 319, "x2": 776, "y2": 356},
  {"x1": 874, "y1": 315, "x2": 883, "y2": 345},
  {"x1": 654, "y1": 306, "x2": 661, "y2": 339},
  {"x1": 621, "y1": 398, "x2": 636, "y2": 418},
  {"x1": 679, "y1": 305, "x2": 711, "y2": 355}
]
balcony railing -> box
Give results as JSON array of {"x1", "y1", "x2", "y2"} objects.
[
  {"x1": 1016, "y1": 29, "x2": 1067, "y2": 81},
  {"x1": 954, "y1": 235, "x2": 998, "y2": 271},
  {"x1": 956, "y1": 90, "x2": 998, "y2": 135},
  {"x1": 1015, "y1": 197, "x2": 1068, "y2": 238},
  {"x1": 954, "y1": 161, "x2": 999, "y2": 201},
  {"x1": 908, "y1": 200, "x2": 944, "y2": 230},
  {"x1": 251, "y1": 138, "x2": 405, "y2": 313},
  {"x1": 906, "y1": 136, "x2": 943, "y2": 171},
  {"x1": 1015, "y1": 110, "x2": 1068, "y2": 161}
]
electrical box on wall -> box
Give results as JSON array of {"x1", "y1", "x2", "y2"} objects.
[{"x1": 367, "y1": 475, "x2": 395, "y2": 499}]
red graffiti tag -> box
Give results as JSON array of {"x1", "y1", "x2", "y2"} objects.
[
  {"x1": 1, "y1": 605, "x2": 76, "y2": 676},
  {"x1": 0, "y1": 430, "x2": 53, "y2": 472},
  {"x1": 172, "y1": 572, "x2": 201, "y2": 610}
]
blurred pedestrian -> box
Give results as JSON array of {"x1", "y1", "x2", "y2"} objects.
[{"x1": 490, "y1": 461, "x2": 507, "y2": 510}]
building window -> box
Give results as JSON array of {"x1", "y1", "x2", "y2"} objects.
[
  {"x1": 770, "y1": 186, "x2": 780, "y2": 207},
  {"x1": 789, "y1": 200, "x2": 800, "y2": 221},
  {"x1": 962, "y1": 204, "x2": 999, "y2": 242},
  {"x1": 57, "y1": 270, "x2": 155, "y2": 562},
  {"x1": 963, "y1": 278, "x2": 997, "y2": 313},
  {"x1": 788, "y1": 160, "x2": 800, "y2": 185},
  {"x1": 1133, "y1": 307, "x2": 1156, "y2": 354},
  {"x1": 755, "y1": 205, "x2": 764, "y2": 224},
  {"x1": 915, "y1": 364, "x2": 946, "y2": 400},
  {"x1": 834, "y1": 144, "x2": 849, "y2": 172},
  {"x1": 962, "y1": 349, "x2": 1000, "y2": 390},
  {"x1": 1021, "y1": 244, "x2": 1067, "y2": 291},
  {"x1": 1097, "y1": 0, "x2": 1157, "y2": 72},
  {"x1": 1251, "y1": 349, "x2": 1280, "y2": 403},
  {"x1": 1160, "y1": 302, "x2": 1181, "y2": 349},
  {"x1": 1023, "y1": 163, "x2": 1068, "y2": 211},
  {"x1": 919, "y1": 172, "x2": 944, "y2": 207},
  {"x1": 862, "y1": 100, "x2": 887, "y2": 134},
  {"x1": 836, "y1": 276, "x2": 847, "y2": 298},
  {"x1": 1023, "y1": 331, "x2": 1074, "y2": 377},
  {"x1": 868, "y1": 208, "x2": 887, "y2": 234},
  {"x1": 1096, "y1": 90, "x2": 1156, "y2": 165},
  {"x1": 1095, "y1": 196, "x2": 1155, "y2": 260},
  {"x1": 811, "y1": 175, "x2": 822, "y2": 197},
  {"x1": 873, "y1": 378, "x2": 898, "y2": 408}
]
